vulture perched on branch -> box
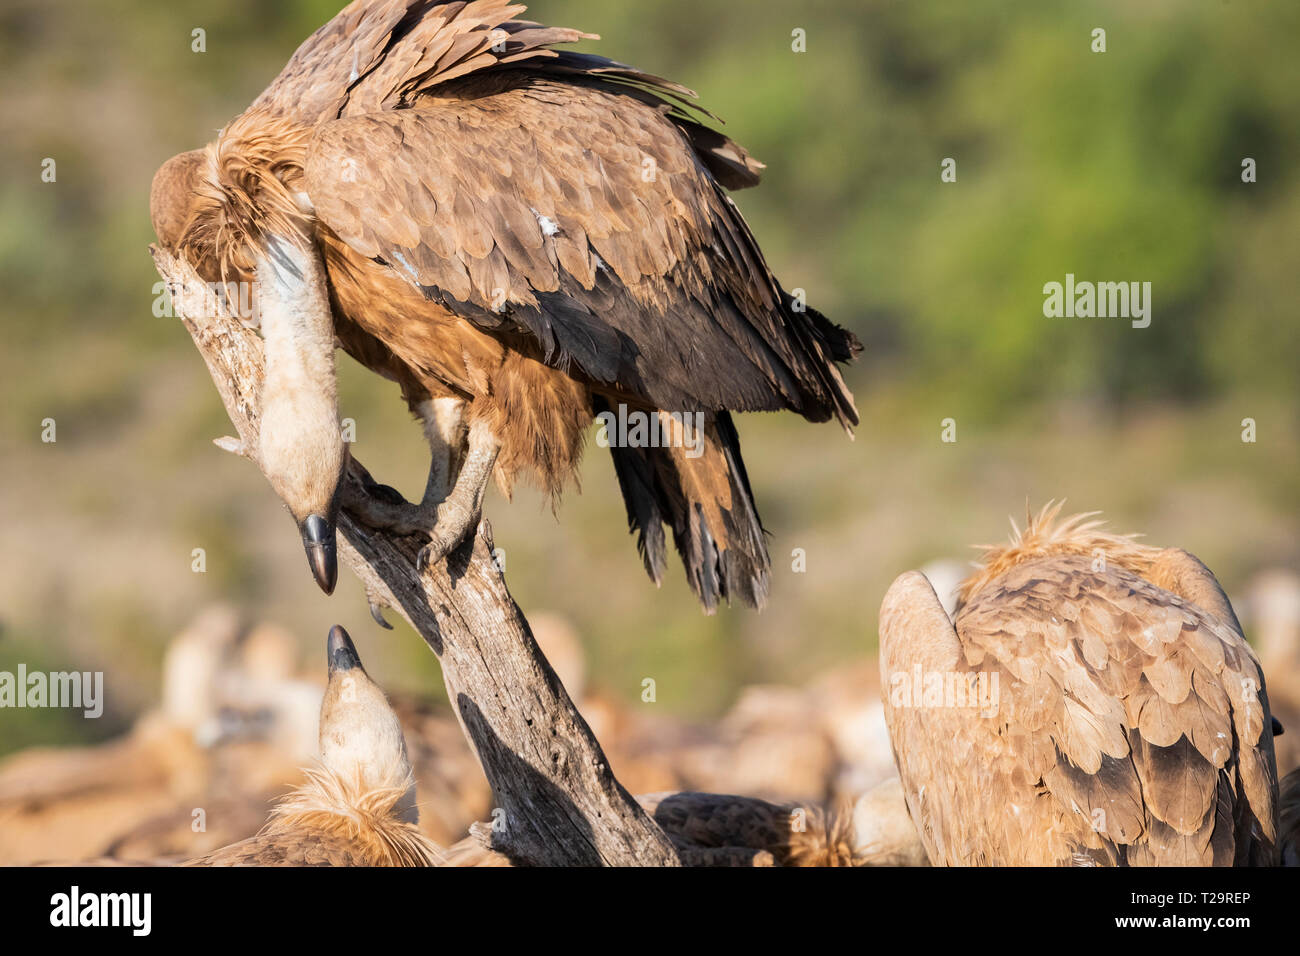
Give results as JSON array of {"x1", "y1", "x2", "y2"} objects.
[
  {"x1": 879, "y1": 503, "x2": 1282, "y2": 866},
  {"x1": 150, "y1": 0, "x2": 860, "y2": 611}
]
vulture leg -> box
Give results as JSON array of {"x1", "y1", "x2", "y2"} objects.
[
  {"x1": 342, "y1": 411, "x2": 499, "y2": 571},
  {"x1": 414, "y1": 397, "x2": 467, "y2": 509},
  {"x1": 415, "y1": 418, "x2": 500, "y2": 570},
  {"x1": 340, "y1": 398, "x2": 465, "y2": 532}
]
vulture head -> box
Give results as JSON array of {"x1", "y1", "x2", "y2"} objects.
[
  {"x1": 255, "y1": 275, "x2": 346, "y2": 599},
  {"x1": 318, "y1": 625, "x2": 418, "y2": 824},
  {"x1": 149, "y1": 150, "x2": 205, "y2": 250}
]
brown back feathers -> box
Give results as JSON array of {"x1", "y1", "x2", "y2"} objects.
[{"x1": 881, "y1": 504, "x2": 1280, "y2": 866}]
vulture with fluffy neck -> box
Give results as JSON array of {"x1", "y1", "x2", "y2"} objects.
[
  {"x1": 879, "y1": 503, "x2": 1282, "y2": 866},
  {"x1": 188, "y1": 625, "x2": 440, "y2": 866},
  {"x1": 150, "y1": 0, "x2": 860, "y2": 610}
]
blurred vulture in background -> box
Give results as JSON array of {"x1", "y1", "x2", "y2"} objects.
[
  {"x1": 1282, "y1": 768, "x2": 1300, "y2": 866},
  {"x1": 180, "y1": 625, "x2": 918, "y2": 868},
  {"x1": 149, "y1": 0, "x2": 859, "y2": 611},
  {"x1": 445, "y1": 782, "x2": 923, "y2": 867},
  {"x1": 1242, "y1": 569, "x2": 1300, "y2": 777},
  {"x1": 0, "y1": 607, "x2": 910, "y2": 863},
  {"x1": 0, "y1": 608, "x2": 321, "y2": 864},
  {"x1": 879, "y1": 503, "x2": 1282, "y2": 866}
]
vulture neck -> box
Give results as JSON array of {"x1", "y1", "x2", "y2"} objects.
[
  {"x1": 254, "y1": 234, "x2": 344, "y2": 509},
  {"x1": 267, "y1": 767, "x2": 440, "y2": 866},
  {"x1": 258, "y1": 235, "x2": 337, "y2": 399}
]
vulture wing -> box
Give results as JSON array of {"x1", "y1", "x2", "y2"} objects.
[
  {"x1": 1148, "y1": 547, "x2": 1247, "y2": 635},
  {"x1": 251, "y1": 0, "x2": 766, "y2": 189},
  {"x1": 880, "y1": 556, "x2": 1279, "y2": 866},
  {"x1": 185, "y1": 829, "x2": 378, "y2": 866},
  {"x1": 302, "y1": 80, "x2": 857, "y2": 422}
]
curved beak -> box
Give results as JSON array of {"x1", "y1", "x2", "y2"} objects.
[
  {"x1": 327, "y1": 624, "x2": 363, "y2": 675},
  {"x1": 300, "y1": 514, "x2": 338, "y2": 594}
]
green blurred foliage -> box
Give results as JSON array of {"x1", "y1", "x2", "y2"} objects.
[{"x1": 0, "y1": 0, "x2": 1295, "y2": 753}]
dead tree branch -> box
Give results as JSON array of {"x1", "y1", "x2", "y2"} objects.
[{"x1": 151, "y1": 245, "x2": 679, "y2": 866}]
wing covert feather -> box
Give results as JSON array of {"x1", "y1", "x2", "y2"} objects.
[{"x1": 304, "y1": 81, "x2": 853, "y2": 418}]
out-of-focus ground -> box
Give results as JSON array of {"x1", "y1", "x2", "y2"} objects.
[
  {"x1": 2, "y1": 592, "x2": 1296, "y2": 865},
  {"x1": 0, "y1": 607, "x2": 903, "y2": 864},
  {"x1": 0, "y1": 0, "x2": 1296, "y2": 844}
]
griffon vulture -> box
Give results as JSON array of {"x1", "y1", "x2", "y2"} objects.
[
  {"x1": 879, "y1": 503, "x2": 1281, "y2": 866},
  {"x1": 188, "y1": 625, "x2": 440, "y2": 866},
  {"x1": 149, "y1": 0, "x2": 860, "y2": 610}
]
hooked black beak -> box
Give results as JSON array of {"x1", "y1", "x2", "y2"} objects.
[
  {"x1": 327, "y1": 624, "x2": 363, "y2": 675},
  {"x1": 300, "y1": 514, "x2": 338, "y2": 595}
]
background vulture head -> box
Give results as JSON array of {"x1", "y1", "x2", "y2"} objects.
[{"x1": 318, "y1": 625, "x2": 418, "y2": 825}]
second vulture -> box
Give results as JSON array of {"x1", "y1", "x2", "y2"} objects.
[
  {"x1": 879, "y1": 503, "x2": 1282, "y2": 866},
  {"x1": 150, "y1": 0, "x2": 860, "y2": 611}
]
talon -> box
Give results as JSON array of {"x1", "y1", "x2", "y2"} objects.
[
  {"x1": 417, "y1": 500, "x2": 481, "y2": 570},
  {"x1": 362, "y1": 581, "x2": 395, "y2": 628},
  {"x1": 416, "y1": 537, "x2": 449, "y2": 571},
  {"x1": 368, "y1": 601, "x2": 394, "y2": 630},
  {"x1": 347, "y1": 418, "x2": 498, "y2": 573}
]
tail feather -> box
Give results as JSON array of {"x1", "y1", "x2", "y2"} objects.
[{"x1": 603, "y1": 404, "x2": 769, "y2": 612}]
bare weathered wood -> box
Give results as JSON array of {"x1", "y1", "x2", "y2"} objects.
[{"x1": 151, "y1": 245, "x2": 680, "y2": 866}]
